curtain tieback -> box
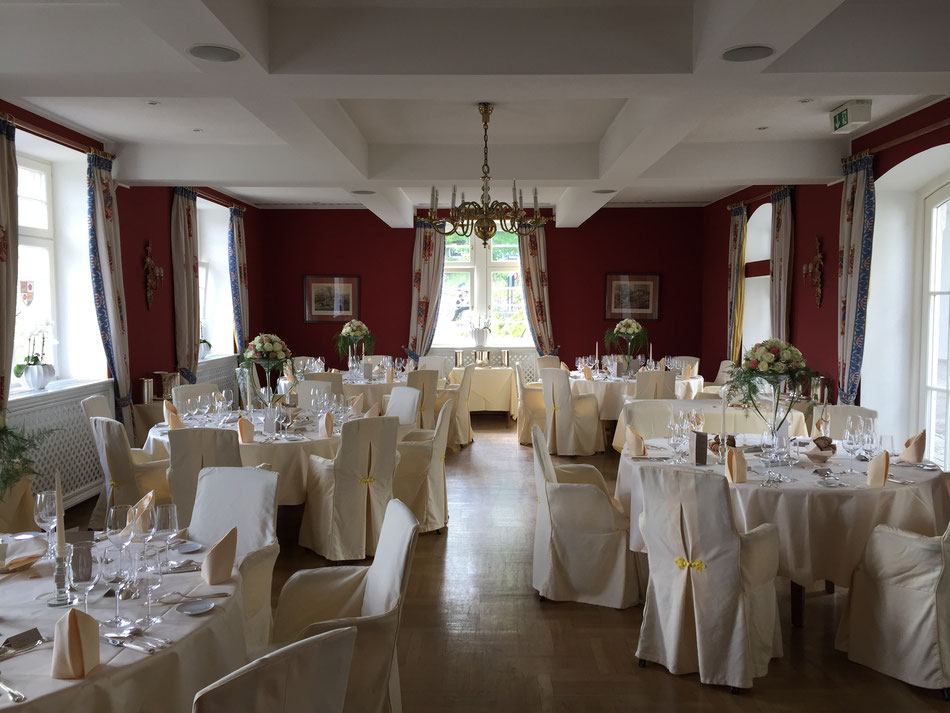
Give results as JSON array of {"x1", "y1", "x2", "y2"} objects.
[{"x1": 674, "y1": 557, "x2": 706, "y2": 572}]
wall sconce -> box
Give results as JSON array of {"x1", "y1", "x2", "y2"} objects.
[
  {"x1": 801, "y1": 235, "x2": 824, "y2": 307},
  {"x1": 144, "y1": 240, "x2": 164, "y2": 310}
]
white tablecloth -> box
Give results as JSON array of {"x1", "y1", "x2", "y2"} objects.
[
  {"x1": 146, "y1": 421, "x2": 338, "y2": 506},
  {"x1": 448, "y1": 367, "x2": 517, "y2": 418},
  {"x1": 0, "y1": 547, "x2": 245, "y2": 712},
  {"x1": 571, "y1": 375, "x2": 704, "y2": 419},
  {"x1": 615, "y1": 440, "x2": 950, "y2": 587}
]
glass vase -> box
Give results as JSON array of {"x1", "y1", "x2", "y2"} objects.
[{"x1": 756, "y1": 375, "x2": 794, "y2": 465}]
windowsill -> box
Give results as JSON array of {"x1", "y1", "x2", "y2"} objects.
[
  {"x1": 431, "y1": 344, "x2": 535, "y2": 350},
  {"x1": 8, "y1": 377, "x2": 113, "y2": 403},
  {"x1": 199, "y1": 353, "x2": 237, "y2": 362}
]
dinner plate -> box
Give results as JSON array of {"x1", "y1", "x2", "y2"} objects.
[
  {"x1": 174, "y1": 541, "x2": 203, "y2": 554},
  {"x1": 177, "y1": 600, "x2": 215, "y2": 616}
]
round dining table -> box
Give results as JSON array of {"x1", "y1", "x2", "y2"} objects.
[
  {"x1": 145, "y1": 418, "x2": 338, "y2": 506},
  {"x1": 571, "y1": 373, "x2": 705, "y2": 419},
  {"x1": 0, "y1": 546, "x2": 245, "y2": 712},
  {"x1": 615, "y1": 438, "x2": 950, "y2": 588}
]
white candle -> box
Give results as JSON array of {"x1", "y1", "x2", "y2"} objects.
[
  {"x1": 595, "y1": 341, "x2": 599, "y2": 362},
  {"x1": 451, "y1": 185, "x2": 456, "y2": 210},
  {"x1": 649, "y1": 343, "x2": 653, "y2": 361},
  {"x1": 429, "y1": 187, "x2": 435, "y2": 214},
  {"x1": 533, "y1": 187, "x2": 539, "y2": 214},
  {"x1": 512, "y1": 180, "x2": 517, "y2": 205},
  {"x1": 54, "y1": 471, "x2": 65, "y2": 558}
]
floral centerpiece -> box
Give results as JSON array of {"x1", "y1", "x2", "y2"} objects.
[
  {"x1": 604, "y1": 318, "x2": 648, "y2": 370},
  {"x1": 334, "y1": 319, "x2": 375, "y2": 360},
  {"x1": 241, "y1": 333, "x2": 292, "y2": 405},
  {"x1": 726, "y1": 338, "x2": 813, "y2": 462}
]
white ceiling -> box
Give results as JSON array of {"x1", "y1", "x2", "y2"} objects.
[{"x1": 0, "y1": 0, "x2": 947, "y2": 227}]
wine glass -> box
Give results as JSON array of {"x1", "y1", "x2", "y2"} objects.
[
  {"x1": 197, "y1": 394, "x2": 213, "y2": 421},
  {"x1": 135, "y1": 546, "x2": 163, "y2": 626},
  {"x1": 153, "y1": 504, "x2": 179, "y2": 565},
  {"x1": 33, "y1": 490, "x2": 57, "y2": 560},
  {"x1": 132, "y1": 504, "x2": 157, "y2": 545},
  {"x1": 67, "y1": 541, "x2": 101, "y2": 614},
  {"x1": 106, "y1": 505, "x2": 134, "y2": 551},
  {"x1": 101, "y1": 546, "x2": 132, "y2": 627},
  {"x1": 183, "y1": 398, "x2": 197, "y2": 424},
  {"x1": 842, "y1": 428, "x2": 861, "y2": 473}
]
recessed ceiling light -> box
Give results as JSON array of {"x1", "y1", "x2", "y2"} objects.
[
  {"x1": 721, "y1": 44, "x2": 774, "y2": 62},
  {"x1": 188, "y1": 44, "x2": 242, "y2": 63},
  {"x1": 351, "y1": 190, "x2": 376, "y2": 195},
  {"x1": 192, "y1": 128, "x2": 203, "y2": 133},
  {"x1": 798, "y1": 98, "x2": 814, "y2": 104},
  {"x1": 145, "y1": 99, "x2": 161, "y2": 106},
  {"x1": 756, "y1": 126, "x2": 769, "y2": 131},
  {"x1": 592, "y1": 188, "x2": 618, "y2": 194}
]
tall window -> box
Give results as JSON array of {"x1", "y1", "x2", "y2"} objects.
[
  {"x1": 924, "y1": 182, "x2": 950, "y2": 469},
  {"x1": 196, "y1": 198, "x2": 236, "y2": 356},
  {"x1": 432, "y1": 226, "x2": 532, "y2": 346},
  {"x1": 741, "y1": 203, "x2": 772, "y2": 349}
]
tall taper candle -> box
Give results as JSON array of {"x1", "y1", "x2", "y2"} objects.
[
  {"x1": 649, "y1": 343, "x2": 653, "y2": 362},
  {"x1": 54, "y1": 471, "x2": 65, "y2": 558},
  {"x1": 595, "y1": 341, "x2": 599, "y2": 363}
]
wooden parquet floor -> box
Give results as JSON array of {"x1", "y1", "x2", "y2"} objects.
[{"x1": 67, "y1": 414, "x2": 948, "y2": 712}]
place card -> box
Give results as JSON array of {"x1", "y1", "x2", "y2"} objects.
[{"x1": 689, "y1": 431, "x2": 708, "y2": 466}]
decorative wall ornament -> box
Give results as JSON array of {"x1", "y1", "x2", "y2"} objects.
[
  {"x1": 802, "y1": 235, "x2": 824, "y2": 307},
  {"x1": 143, "y1": 240, "x2": 164, "y2": 310}
]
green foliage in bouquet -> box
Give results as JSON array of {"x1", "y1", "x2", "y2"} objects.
[{"x1": 0, "y1": 425, "x2": 50, "y2": 500}]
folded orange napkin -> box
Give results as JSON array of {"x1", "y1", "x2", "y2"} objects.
[
  {"x1": 725, "y1": 448, "x2": 747, "y2": 484},
  {"x1": 625, "y1": 426, "x2": 647, "y2": 457},
  {"x1": 168, "y1": 411, "x2": 186, "y2": 430},
  {"x1": 120, "y1": 491, "x2": 154, "y2": 538},
  {"x1": 583, "y1": 365, "x2": 593, "y2": 381},
  {"x1": 321, "y1": 412, "x2": 334, "y2": 438},
  {"x1": 638, "y1": 366, "x2": 649, "y2": 373},
  {"x1": 386, "y1": 367, "x2": 394, "y2": 384},
  {"x1": 347, "y1": 394, "x2": 364, "y2": 412},
  {"x1": 237, "y1": 416, "x2": 255, "y2": 444},
  {"x1": 898, "y1": 430, "x2": 926, "y2": 463},
  {"x1": 163, "y1": 399, "x2": 178, "y2": 424},
  {"x1": 0, "y1": 535, "x2": 46, "y2": 570},
  {"x1": 867, "y1": 450, "x2": 890, "y2": 487},
  {"x1": 201, "y1": 526, "x2": 237, "y2": 585},
  {"x1": 50, "y1": 608, "x2": 100, "y2": 679},
  {"x1": 560, "y1": 362, "x2": 570, "y2": 372}
]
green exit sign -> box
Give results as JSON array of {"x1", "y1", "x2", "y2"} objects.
[{"x1": 833, "y1": 108, "x2": 849, "y2": 131}]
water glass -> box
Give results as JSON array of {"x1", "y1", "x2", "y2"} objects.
[
  {"x1": 106, "y1": 505, "x2": 134, "y2": 550},
  {"x1": 33, "y1": 490, "x2": 57, "y2": 560},
  {"x1": 101, "y1": 546, "x2": 132, "y2": 627},
  {"x1": 842, "y1": 429, "x2": 861, "y2": 473},
  {"x1": 135, "y1": 546, "x2": 163, "y2": 626},
  {"x1": 67, "y1": 542, "x2": 101, "y2": 613}
]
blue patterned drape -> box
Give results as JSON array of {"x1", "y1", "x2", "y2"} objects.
[
  {"x1": 227, "y1": 206, "x2": 249, "y2": 353},
  {"x1": 171, "y1": 187, "x2": 199, "y2": 384},
  {"x1": 838, "y1": 154, "x2": 876, "y2": 405},
  {"x1": 726, "y1": 204, "x2": 747, "y2": 363},
  {"x1": 87, "y1": 152, "x2": 133, "y2": 430},
  {"x1": 0, "y1": 116, "x2": 17, "y2": 425}
]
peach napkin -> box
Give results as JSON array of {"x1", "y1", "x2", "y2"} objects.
[
  {"x1": 364, "y1": 402, "x2": 380, "y2": 418},
  {"x1": 50, "y1": 608, "x2": 100, "y2": 679},
  {"x1": 638, "y1": 366, "x2": 649, "y2": 373},
  {"x1": 805, "y1": 439, "x2": 836, "y2": 462},
  {"x1": 321, "y1": 412, "x2": 334, "y2": 438},
  {"x1": 898, "y1": 430, "x2": 926, "y2": 463},
  {"x1": 237, "y1": 416, "x2": 255, "y2": 444},
  {"x1": 811, "y1": 410, "x2": 830, "y2": 438},
  {"x1": 583, "y1": 365, "x2": 593, "y2": 381},
  {"x1": 201, "y1": 526, "x2": 237, "y2": 585},
  {"x1": 386, "y1": 367, "x2": 394, "y2": 384},
  {"x1": 0, "y1": 535, "x2": 46, "y2": 570},
  {"x1": 625, "y1": 426, "x2": 647, "y2": 457},
  {"x1": 163, "y1": 399, "x2": 178, "y2": 424},
  {"x1": 347, "y1": 394, "x2": 364, "y2": 413},
  {"x1": 725, "y1": 448, "x2": 747, "y2": 484},
  {"x1": 168, "y1": 411, "x2": 186, "y2": 430},
  {"x1": 867, "y1": 450, "x2": 890, "y2": 487},
  {"x1": 560, "y1": 362, "x2": 570, "y2": 372},
  {"x1": 120, "y1": 491, "x2": 154, "y2": 538}
]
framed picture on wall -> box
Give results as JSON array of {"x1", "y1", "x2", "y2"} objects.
[
  {"x1": 304, "y1": 275, "x2": 360, "y2": 323},
  {"x1": 604, "y1": 273, "x2": 659, "y2": 321}
]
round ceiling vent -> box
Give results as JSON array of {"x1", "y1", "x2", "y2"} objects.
[
  {"x1": 188, "y1": 44, "x2": 242, "y2": 63},
  {"x1": 721, "y1": 45, "x2": 774, "y2": 62}
]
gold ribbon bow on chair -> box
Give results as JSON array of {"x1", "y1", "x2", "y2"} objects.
[
  {"x1": 358, "y1": 476, "x2": 376, "y2": 485},
  {"x1": 674, "y1": 557, "x2": 706, "y2": 572}
]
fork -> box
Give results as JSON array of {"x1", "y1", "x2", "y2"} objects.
[{"x1": 0, "y1": 672, "x2": 26, "y2": 703}]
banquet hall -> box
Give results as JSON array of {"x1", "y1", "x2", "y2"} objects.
[{"x1": 1, "y1": 1, "x2": 950, "y2": 711}]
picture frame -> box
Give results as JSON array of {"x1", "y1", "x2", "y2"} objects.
[
  {"x1": 604, "y1": 273, "x2": 659, "y2": 321},
  {"x1": 304, "y1": 275, "x2": 360, "y2": 323}
]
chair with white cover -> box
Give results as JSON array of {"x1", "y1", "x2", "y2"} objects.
[
  {"x1": 635, "y1": 371, "x2": 676, "y2": 399},
  {"x1": 536, "y1": 355, "x2": 560, "y2": 373},
  {"x1": 187, "y1": 466, "x2": 280, "y2": 652},
  {"x1": 407, "y1": 369, "x2": 439, "y2": 429},
  {"x1": 384, "y1": 386, "x2": 422, "y2": 440},
  {"x1": 636, "y1": 467, "x2": 782, "y2": 689},
  {"x1": 823, "y1": 405, "x2": 879, "y2": 439},
  {"x1": 516, "y1": 364, "x2": 545, "y2": 446},
  {"x1": 193, "y1": 627, "x2": 357, "y2": 713},
  {"x1": 674, "y1": 356, "x2": 700, "y2": 376},
  {"x1": 303, "y1": 371, "x2": 344, "y2": 398},
  {"x1": 418, "y1": 355, "x2": 448, "y2": 378},
  {"x1": 436, "y1": 363, "x2": 474, "y2": 448},
  {"x1": 171, "y1": 383, "x2": 220, "y2": 411},
  {"x1": 299, "y1": 417, "x2": 399, "y2": 561},
  {"x1": 81, "y1": 394, "x2": 112, "y2": 422},
  {"x1": 540, "y1": 369, "x2": 604, "y2": 456},
  {"x1": 394, "y1": 401, "x2": 452, "y2": 533},
  {"x1": 297, "y1": 380, "x2": 333, "y2": 409},
  {"x1": 274, "y1": 499, "x2": 419, "y2": 713},
  {"x1": 835, "y1": 521, "x2": 950, "y2": 696},
  {"x1": 80, "y1": 395, "x2": 114, "y2": 529},
  {"x1": 166, "y1": 428, "x2": 242, "y2": 528},
  {"x1": 531, "y1": 425, "x2": 639, "y2": 608},
  {"x1": 712, "y1": 360, "x2": 734, "y2": 385},
  {"x1": 623, "y1": 400, "x2": 673, "y2": 441},
  {"x1": 90, "y1": 417, "x2": 171, "y2": 506}
]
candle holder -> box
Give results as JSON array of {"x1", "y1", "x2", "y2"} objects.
[
  {"x1": 501, "y1": 349, "x2": 510, "y2": 367},
  {"x1": 47, "y1": 555, "x2": 78, "y2": 608}
]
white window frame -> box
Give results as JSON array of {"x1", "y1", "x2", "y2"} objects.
[{"x1": 741, "y1": 203, "x2": 773, "y2": 351}]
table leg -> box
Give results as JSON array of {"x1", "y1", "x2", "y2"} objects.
[{"x1": 791, "y1": 582, "x2": 804, "y2": 628}]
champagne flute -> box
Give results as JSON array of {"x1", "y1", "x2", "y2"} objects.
[
  {"x1": 102, "y1": 546, "x2": 132, "y2": 627},
  {"x1": 154, "y1": 503, "x2": 179, "y2": 564},
  {"x1": 67, "y1": 542, "x2": 101, "y2": 614},
  {"x1": 135, "y1": 546, "x2": 163, "y2": 626},
  {"x1": 33, "y1": 490, "x2": 57, "y2": 560}
]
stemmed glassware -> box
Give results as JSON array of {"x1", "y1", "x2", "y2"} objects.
[
  {"x1": 135, "y1": 546, "x2": 163, "y2": 626},
  {"x1": 153, "y1": 504, "x2": 179, "y2": 565},
  {"x1": 197, "y1": 394, "x2": 213, "y2": 422},
  {"x1": 33, "y1": 490, "x2": 57, "y2": 560},
  {"x1": 842, "y1": 428, "x2": 862, "y2": 473},
  {"x1": 101, "y1": 546, "x2": 132, "y2": 627},
  {"x1": 67, "y1": 542, "x2": 101, "y2": 614}
]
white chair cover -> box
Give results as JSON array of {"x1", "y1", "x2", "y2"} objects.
[
  {"x1": 303, "y1": 372, "x2": 344, "y2": 398},
  {"x1": 835, "y1": 521, "x2": 950, "y2": 690},
  {"x1": 90, "y1": 417, "x2": 170, "y2": 506},
  {"x1": 166, "y1": 428, "x2": 242, "y2": 528},
  {"x1": 635, "y1": 371, "x2": 676, "y2": 399},
  {"x1": 624, "y1": 401, "x2": 673, "y2": 441},
  {"x1": 407, "y1": 369, "x2": 439, "y2": 429},
  {"x1": 171, "y1": 383, "x2": 220, "y2": 411},
  {"x1": 297, "y1": 380, "x2": 333, "y2": 409},
  {"x1": 516, "y1": 364, "x2": 545, "y2": 446},
  {"x1": 536, "y1": 355, "x2": 560, "y2": 373},
  {"x1": 81, "y1": 395, "x2": 114, "y2": 529},
  {"x1": 541, "y1": 368, "x2": 603, "y2": 456},
  {"x1": 418, "y1": 355, "x2": 448, "y2": 379},
  {"x1": 394, "y1": 401, "x2": 452, "y2": 533},
  {"x1": 193, "y1": 626, "x2": 356, "y2": 713},
  {"x1": 531, "y1": 426, "x2": 639, "y2": 609},
  {"x1": 384, "y1": 386, "x2": 422, "y2": 440},
  {"x1": 275, "y1": 499, "x2": 420, "y2": 713},
  {"x1": 674, "y1": 356, "x2": 700, "y2": 375},
  {"x1": 436, "y1": 363, "x2": 474, "y2": 448},
  {"x1": 299, "y1": 416, "x2": 399, "y2": 561},
  {"x1": 712, "y1": 360, "x2": 734, "y2": 386},
  {"x1": 636, "y1": 467, "x2": 782, "y2": 689},
  {"x1": 188, "y1": 466, "x2": 280, "y2": 652},
  {"x1": 823, "y1": 404, "x2": 879, "y2": 439}
]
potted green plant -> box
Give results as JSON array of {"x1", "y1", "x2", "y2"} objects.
[
  {"x1": 198, "y1": 338, "x2": 212, "y2": 360},
  {"x1": 0, "y1": 424, "x2": 48, "y2": 532},
  {"x1": 13, "y1": 329, "x2": 54, "y2": 391}
]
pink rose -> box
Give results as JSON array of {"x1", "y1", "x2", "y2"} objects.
[
  {"x1": 262, "y1": 336, "x2": 270, "y2": 343},
  {"x1": 280, "y1": 342, "x2": 286, "y2": 349},
  {"x1": 749, "y1": 359, "x2": 759, "y2": 368},
  {"x1": 754, "y1": 343, "x2": 761, "y2": 350},
  {"x1": 770, "y1": 346, "x2": 779, "y2": 355},
  {"x1": 253, "y1": 351, "x2": 261, "y2": 359}
]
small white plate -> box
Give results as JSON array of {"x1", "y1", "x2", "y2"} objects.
[
  {"x1": 177, "y1": 600, "x2": 215, "y2": 616},
  {"x1": 174, "y1": 541, "x2": 202, "y2": 554}
]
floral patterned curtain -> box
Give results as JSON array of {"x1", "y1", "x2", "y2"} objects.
[
  {"x1": 519, "y1": 225, "x2": 556, "y2": 356},
  {"x1": 770, "y1": 187, "x2": 793, "y2": 341},
  {"x1": 170, "y1": 187, "x2": 199, "y2": 383},
  {"x1": 838, "y1": 153, "x2": 876, "y2": 405},
  {"x1": 0, "y1": 116, "x2": 17, "y2": 426},
  {"x1": 726, "y1": 204, "x2": 748, "y2": 363},
  {"x1": 87, "y1": 152, "x2": 133, "y2": 432},
  {"x1": 228, "y1": 206, "x2": 249, "y2": 352},
  {"x1": 406, "y1": 220, "x2": 445, "y2": 360}
]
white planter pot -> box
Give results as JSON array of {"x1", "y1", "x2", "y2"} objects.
[
  {"x1": 24, "y1": 364, "x2": 55, "y2": 391},
  {"x1": 198, "y1": 342, "x2": 211, "y2": 360},
  {"x1": 471, "y1": 328, "x2": 490, "y2": 348}
]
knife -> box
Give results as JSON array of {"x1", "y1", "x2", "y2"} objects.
[{"x1": 100, "y1": 636, "x2": 155, "y2": 654}]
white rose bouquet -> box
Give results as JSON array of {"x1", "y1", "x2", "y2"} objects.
[
  {"x1": 604, "y1": 318, "x2": 648, "y2": 365},
  {"x1": 243, "y1": 333, "x2": 292, "y2": 364},
  {"x1": 335, "y1": 319, "x2": 376, "y2": 359}
]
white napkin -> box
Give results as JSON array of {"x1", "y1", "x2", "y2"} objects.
[
  {"x1": 364, "y1": 402, "x2": 380, "y2": 418},
  {"x1": 624, "y1": 427, "x2": 647, "y2": 457},
  {"x1": 0, "y1": 535, "x2": 46, "y2": 570},
  {"x1": 120, "y1": 491, "x2": 154, "y2": 538},
  {"x1": 867, "y1": 450, "x2": 890, "y2": 487},
  {"x1": 237, "y1": 416, "x2": 255, "y2": 444},
  {"x1": 201, "y1": 527, "x2": 237, "y2": 585},
  {"x1": 898, "y1": 430, "x2": 926, "y2": 463},
  {"x1": 50, "y1": 609, "x2": 100, "y2": 679},
  {"x1": 725, "y1": 448, "x2": 747, "y2": 484}
]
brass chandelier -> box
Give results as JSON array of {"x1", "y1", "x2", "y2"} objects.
[{"x1": 426, "y1": 102, "x2": 547, "y2": 247}]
